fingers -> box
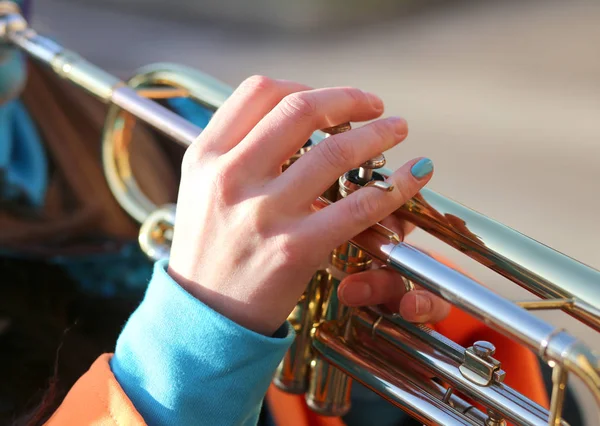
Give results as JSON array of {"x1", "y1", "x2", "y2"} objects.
[
  {"x1": 338, "y1": 268, "x2": 407, "y2": 306},
  {"x1": 379, "y1": 215, "x2": 417, "y2": 243},
  {"x1": 303, "y1": 157, "x2": 434, "y2": 251},
  {"x1": 275, "y1": 117, "x2": 408, "y2": 206},
  {"x1": 399, "y1": 290, "x2": 451, "y2": 323},
  {"x1": 231, "y1": 87, "x2": 385, "y2": 175},
  {"x1": 190, "y1": 76, "x2": 312, "y2": 155},
  {"x1": 338, "y1": 268, "x2": 451, "y2": 324}
]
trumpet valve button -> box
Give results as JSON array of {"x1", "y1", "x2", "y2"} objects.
[
  {"x1": 360, "y1": 154, "x2": 386, "y2": 170},
  {"x1": 358, "y1": 154, "x2": 386, "y2": 182},
  {"x1": 473, "y1": 341, "x2": 496, "y2": 358}
]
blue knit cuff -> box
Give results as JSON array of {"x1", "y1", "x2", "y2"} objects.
[{"x1": 111, "y1": 259, "x2": 294, "y2": 426}]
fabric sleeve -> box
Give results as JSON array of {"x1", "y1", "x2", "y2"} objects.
[
  {"x1": 44, "y1": 354, "x2": 146, "y2": 426},
  {"x1": 109, "y1": 258, "x2": 295, "y2": 426}
]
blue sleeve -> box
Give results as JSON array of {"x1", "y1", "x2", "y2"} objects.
[{"x1": 110, "y1": 259, "x2": 295, "y2": 426}]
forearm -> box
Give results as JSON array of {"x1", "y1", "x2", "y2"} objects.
[{"x1": 110, "y1": 259, "x2": 295, "y2": 426}]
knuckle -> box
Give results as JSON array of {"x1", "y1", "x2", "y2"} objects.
[
  {"x1": 349, "y1": 192, "x2": 382, "y2": 224},
  {"x1": 319, "y1": 136, "x2": 355, "y2": 170},
  {"x1": 239, "y1": 74, "x2": 276, "y2": 95},
  {"x1": 181, "y1": 144, "x2": 205, "y2": 174},
  {"x1": 207, "y1": 160, "x2": 239, "y2": 204},
  {"x1": 280, "y1": 92, "x2": 317, "y2": 120},
  {"x1": 181, "y1": 132, "x2": 220, "y2": 174},
  {"x1": 181, "y1": 146, "x2": 197, "y2": 173},
  {"x1": 273, "y1": 232, "x2": 302, "y2": 263},
  {"x1": 394, "y1": 178, "x2": 419, "y2": 204},
  {"x1": 249, "y1": 209, "x2": 304, "y2": 264},
  {"x1": 370, "y1": 119, "x2": 394, "y2": 141},
  {"x1": 343, "y1": 87, "x2": 366, "y2": 105}
]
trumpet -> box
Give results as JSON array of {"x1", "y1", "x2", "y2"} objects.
[{"x1": 2, "y1": 2, "x2": 599, "y2": 425}]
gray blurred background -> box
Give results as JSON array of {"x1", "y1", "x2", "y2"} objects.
[{"x1": 32, "y1": 0, "x2": 599, "y2": 423}]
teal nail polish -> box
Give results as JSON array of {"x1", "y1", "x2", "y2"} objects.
[{"x1": 411, "y1": 158, "x2": 433, "y2": 179}]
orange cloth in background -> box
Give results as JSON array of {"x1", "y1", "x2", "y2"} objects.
[{"x1": 266, "y1": 305, "x2": 549, "y2": 426}]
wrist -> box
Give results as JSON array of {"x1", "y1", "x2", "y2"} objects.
[{"x1": 167, "y1": 264, "x2": 284, "y2": 336}]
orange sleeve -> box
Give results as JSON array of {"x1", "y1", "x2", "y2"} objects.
[{"x1": 44, "y1": 354, "x2": 146, "y2": 426}]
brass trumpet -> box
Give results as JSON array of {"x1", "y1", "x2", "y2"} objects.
[{"x1": 2, "y1": 2, "x2": 599, "y2": 425}]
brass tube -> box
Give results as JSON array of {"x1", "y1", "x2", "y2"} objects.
[{"x1": 393, "y1": 188, "x2": 600, "y2": 332}]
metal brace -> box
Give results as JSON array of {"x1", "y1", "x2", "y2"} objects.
[{"x1": 459, "y1": 341, "x2": 506, "y2": 386}]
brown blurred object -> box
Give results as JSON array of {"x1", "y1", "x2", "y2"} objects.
[{"x1": 0, "y1": 60, "x2": 181, "y2": 256}]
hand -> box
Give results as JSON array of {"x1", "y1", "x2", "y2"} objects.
[
  {"x1": 337, "y1": 214, "x2": 450, "y2": 324},
  {"x1": 167, "y1": 76, "x2": 436, "y2": 335},
  {"x1": 338, "y1": 268, "x2": 451, "y2": 324}
]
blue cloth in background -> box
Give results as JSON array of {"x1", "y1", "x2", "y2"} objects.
[
  {"x1": 167, "y1": 97, "x2": 214, "y2": 129},
  {"x1": 0, "y1": 1, "x2": 47, "y2": 208},
  {"x1": 0, "y1": 99, "x2": 47, "y2": 208},
  {"x1": 0, "y1": 1, "x2": 26, "y2": 99},
  {"x1": 0, "y1": 48, "x2": 26, "y2": 104},
  {"x1": 51, "y1": 242, "x2": 155, "y2": 297}
]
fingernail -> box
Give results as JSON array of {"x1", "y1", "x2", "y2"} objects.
[
  {"x1": 365, "y1": 91, "x2": 384, "y2": 111},
  {"x1": 415, "y1": 294, "x2": 432, "y2": 315},
  {"x1": 341, "y1": 282, "x2": 372, "y2": 305},
  {"x1": 410, "y1": 158, "x2": 433, "y2": 179}
]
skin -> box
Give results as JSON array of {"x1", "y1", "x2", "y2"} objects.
[{"x1": 167, "y1": 76, "x2": 450, "y2": 336}]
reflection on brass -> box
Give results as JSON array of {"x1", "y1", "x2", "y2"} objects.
[
  {"x1": 321, "y1": 122, "x2": 351, "y2": 135},
  {"x1": 517, "y1": 299, "x2": 575, "y2": 310},
  {"x1": 364, "y1": 180, "x2": 394, "y2": 192},
  {"x1": 136, "y1": 87, "x2": 190, "y2": 99},
  {"x1": 4, "y1": 3, "x2": 600, "y2": 423},
  {"x1": 274, "y1": 270, "x2": 329, "y2": 394},
  {"x1": 548, "y1": 364, "x2": 568, "y2": 426}
]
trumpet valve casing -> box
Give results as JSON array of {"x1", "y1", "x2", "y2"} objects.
[{"x1": 304, "y1": 134, "x2": 388, "y2": 416}]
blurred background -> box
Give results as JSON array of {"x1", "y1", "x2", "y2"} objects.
[{"x1": 30, "y1": 0, "x2": 600, "y2": 423}]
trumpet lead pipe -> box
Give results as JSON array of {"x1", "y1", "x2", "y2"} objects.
[{"x1": 1, "y1": 5, "x2": 201, "y2": 146}]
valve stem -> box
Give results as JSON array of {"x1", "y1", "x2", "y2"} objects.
[
  {"x1": 322, "y1": 122, "x2": 387, "y2": 185},
  {"x1": 358, "y1": 154, "x2": 386, "y2": 182}
]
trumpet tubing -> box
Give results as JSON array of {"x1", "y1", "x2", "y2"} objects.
[{"x1": 2, "y1": 2, "x2": 599, "y2": 424}]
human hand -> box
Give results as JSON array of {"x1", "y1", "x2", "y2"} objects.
[
  {"x1": 167, "y1": 76, "x2": 436, "y2": 335},
  {"x1": 337, "y1": 267, "x2": 451, "y2": 324}
]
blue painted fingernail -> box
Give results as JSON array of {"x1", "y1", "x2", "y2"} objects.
[{"x1": 410, "y1": 158, "x2": 433, "y2": 179}]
